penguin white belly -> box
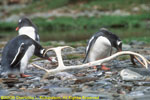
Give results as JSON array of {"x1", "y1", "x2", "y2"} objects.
[
  {"x1": 89, "y1": 36, "x2": 111, "y2": 62},
  {"x1": 19, "y1": 26, "x2": 36, "y2": 40},
  {"x1": 20, "y1": 45, "x2": 35, "y2": 73}
]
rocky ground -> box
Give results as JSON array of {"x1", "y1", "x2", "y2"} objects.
[{"x1": 0, "y1": 41, "x2": 150, "y2": 100}]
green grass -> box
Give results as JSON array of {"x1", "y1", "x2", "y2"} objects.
[
  {"x1": 123, "y1": 37, "x2": 150, "y2": 44},
  {"x1": 65, "y1": 54, "x2": 84, "y2": 59},
  {"x1": 0, "y1": 14, "x2": 150, "y2": 44},
  {"x1": 32, "y1": 14, "x2": 150, "y2": 32},
  {"x1": 81, "y1": 0, "x2": 149, "y2": 11},
  {"x1": 1, "y1": 14, "x2": 149, "y2": 32},
  {"x1": 0, "y1": 22, "x2": 16, "y2": 31}
]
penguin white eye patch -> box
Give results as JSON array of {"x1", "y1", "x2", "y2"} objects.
[
  {"x1": 19, "y1": 19, "x2": 22, "y2": 23},
  {"x1": 117, "y1": 41, "x2": 122, "y2": 45},
  {"x1": 40, "y1": 49, "x2": 45, "y2": 54}
]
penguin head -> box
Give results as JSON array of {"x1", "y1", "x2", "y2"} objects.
[
  {"x1": 39, "y1": 49, "x2": 52, "y2": 61},
  {"x1": 16, "y1": 17, "x2": 36, "y2": 31},
  {"x1": 115, "y1": 40, "x2": 122, "y2": 52},
  {"x1": 100, "y1": 28, "x2": 122, "y2": 52},
  {"x1": 110, "y1": 36, "x2": 122, "y2": 52}
]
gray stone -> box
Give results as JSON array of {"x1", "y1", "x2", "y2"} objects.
[
  {"x1": 122, "y1": 44, "x2": 131, "y2": 51},
  {"x1": 4, "y1": 14, "x2": 20, "y2": 22},
  {"x1": 0, "y1": 90, "x2": 9, "y2": 96},
  {"x1": 129, "y1": 40, "x2": 145, "y2": 45},
  {"x1": 49, "y1": 87, "x2": 72, "y2": 94},
  {"x1": 120, "y1": 69, "x2": 146, "y2": 81},
  {"x1": 125, "y1": 87, "x2": 150, "y2": 100},
  {"x1": 55, "y1": 72, "x2": 76, "y2": 80}
]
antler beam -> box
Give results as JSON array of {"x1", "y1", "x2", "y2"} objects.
[{"x1": 32, "y1": 46, "x2": 149, "y2": 79}]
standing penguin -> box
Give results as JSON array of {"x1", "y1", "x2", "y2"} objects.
[
  {"x1": 16, "y1": 17, "x2": 40, "y2": 42},
  {"x1": 83, "y1": 28, "x2": 122, "y2": 70},
  {"x1": 1, "y1": 35, "x2": 50, "y2": 78}
]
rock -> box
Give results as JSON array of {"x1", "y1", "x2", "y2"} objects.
[
  {"x1": 125, "y1": 87, "x2": 150, "y2": 100},
  {"x1": 2, "y1": 78, "x2": 21, "y2": 87},
  {"x1": 31, "y1": 77, "x2": 41, "y2": 81},
  {"x1": 75, "y1": 77, "x2": 98, "y2": 84},
  {"x1": 141, "y1": 4, "x2": 150, "y2": 11},
  {"x1": 55, "y1": 72, "x2": 76, "y2": 81},
  {"x1": 129, "y1": 40, "x2": 145, "y2": 46},
  {"x1": 94, "y1": 80, "x2": 112, "y2": 86},
  {"x1": 122, "y1": 44, "x2": 131, "y2": 51},
  {"x1": 0, "y1": 90, "x2": 9, "y2": 96},
  {"x1": 134, "y1": 81, "x2": 150, "y2": 86},
  {"x1": 120, "y1": 69, "x2": 146, "y2": 81},
  {"x1": 129, "y1": 68, "x2": 150, "y2": 76},
  {"x1": 132, "y1": 7, "x2": 140, "y2": 12},
  {"x1": 4, "y1": 14, "x2": 20, "y2": 22},
  {"x1": 49, "y1": 87, "x2": 72, "y2": 94},
  {"x1": 87, "y1": 71, "x2": 104, "y2": 77}
]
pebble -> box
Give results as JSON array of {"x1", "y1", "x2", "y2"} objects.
[
  {"x1": 49, "y1": 87, "x2": 72, "y2": 94},
  {"x1": 55, "y1": 72, "x2": 76, "y2": 80},
  {"x1": 0, "y1": 90, "x2": 9, "y2": 96},
  {"x1": 120, "y1": 69, "x2": 145, "y2": 81}
]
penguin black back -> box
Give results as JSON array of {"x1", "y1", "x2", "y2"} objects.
[
  {"x1": 1, "y1": 35, "x2": 47, "y2": 73},
  {"x1": 83, "y1": 28, "x2": 122, "y2": 63}
]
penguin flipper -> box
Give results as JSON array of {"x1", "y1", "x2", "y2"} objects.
[
  {"x1": 83, "y1": 36, "x2": 97, "y2": 63},
  {"x1": 10, "y1": 43, "x2": 26, "y2": 67}
]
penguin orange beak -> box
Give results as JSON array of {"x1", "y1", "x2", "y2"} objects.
[{"x1": 16, "y1": 27, "x2": 19, "y2": 31}]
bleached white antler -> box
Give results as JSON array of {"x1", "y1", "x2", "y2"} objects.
[{"x1": 32, "y1": 46, "x2": 149, "y2": 79}]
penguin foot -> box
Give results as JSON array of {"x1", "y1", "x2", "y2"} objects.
[
  {"x1": 20, "y1": 73, "x2": 31, "y2": 78},
  {"x1": 8, "y1": 74, "x2": 17, "y2": 78},
  {"x1": 101, "y1": 65, "x2": 110, "y2": 71}
]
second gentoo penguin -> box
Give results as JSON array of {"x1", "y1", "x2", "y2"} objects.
[
  {"x1": 83, "y1": 28, "x2": 122, "y2": 70},
  {"x1": 16, "y1": 17, "x2": 40, "y2": 42},
  {"x1": 1, "y1": 35, "x2": 50, "y2": 78}
]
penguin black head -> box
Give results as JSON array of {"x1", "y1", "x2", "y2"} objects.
[
  {"x1": 34, "y1": 46, "x2": 52, "y2": 61},
  {"x1": 113, "y1": 39, "x2": 122, "y2": 52},
  {"x1": 16, "y1": 17, "x2": 36, "y2": 31},
  {"x1": 100, "y1": 28, "x2": 122, "y2": 52}
]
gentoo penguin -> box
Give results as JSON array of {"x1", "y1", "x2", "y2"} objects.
[
  {"x1": 83, "y1": 28, "x2": 122, "y2": 70},
  {"x1": 1, "y1": 35, "x2": 50, "y2": 78},
  {"x1": 16, "y1": 17, "x2": 40, "y2": 42}
]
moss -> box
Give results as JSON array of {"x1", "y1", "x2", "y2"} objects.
[{"x1": 66, "y1": 54, "x2": 84, "y2": 59}]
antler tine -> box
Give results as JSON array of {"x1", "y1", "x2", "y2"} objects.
[
  {"x1": 146, "y1": 59, "x2": 150, "y2": 65},
  {"x1": 44, "y1": 46, "x2": 74, "y2": 57},
  {"x1": 98, "y1": 51, "x2": 148, "y2": 69},
  {"x1": 133, "y1": 56, "x2": 146, "y2": 68},
  {"x1": 32, "y1": 63, "x2": 49, "y2": 72},
  {"x1": 55, "y1": 46, "x2": 74, "y2": 68},
  {"x1": 44, "y1": 46, "x2": 74, "y2": 69}
]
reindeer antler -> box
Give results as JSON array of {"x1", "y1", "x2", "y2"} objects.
[{"x1": 32, "y1": 46, "x2": 149, "y2": 79}]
